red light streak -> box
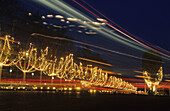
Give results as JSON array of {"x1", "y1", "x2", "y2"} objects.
[
  {"x1": 82, "y1": 0, "x2": 170, "y2": 56},
  {"x1": 73, "y1": 0, "x2": 170, "y2": 57}
]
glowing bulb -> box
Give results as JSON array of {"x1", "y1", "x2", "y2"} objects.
[
  {"x1": 31, "y1": 73, "x2": 34, "y2": 76},
  {"x1": 52, "y1": 87, "x2": 56, "y2": 90},
  {"x1": 28, "y1": 13, "x2": 32, "y2": 16},
  {"x1": 55, "y1": 15, "x2": 63, "y2": 18},
  {"x1": 68, "y1": 87, "x2": 72, "y2": 91},
  {"x1": 9, "y1": 69, "x2": 12, "y2": 73},
  {"x1": 76, "y1": 87, "x2": 81, "y2": 90},
  {"x1": 41, "y1": 16, "x2": 45, "y2": 19},
  {"x1": 89, "y1": 89, "x2": 93, "y2": 93},
  {"x1": 64, "y1": 87, "x2": 67, "y2": 90},
  {"x1": 47, "y1": 15, "x2": 53, "y2": 18},
  {"x1": 26, "y1": 52, "x2": 29, "y2": 56}
]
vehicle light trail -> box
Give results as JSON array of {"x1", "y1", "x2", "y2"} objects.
[
  {"x1": 77, "y1": 57, "x2": 112, "y2": 66},
  {"x1": 32, "y1": 33, "x2": 166, "y2": 63},
  {"x1": 34, "y1": 0, "x2": 148, "y2": 54},
  {"x1": 73, "y1": 0, "x2": 170, "y2": 58},
  {"x1": 31, "y1": 33, "x2": 143, "y2": 60},
  {"x1": 81, "y1": 0, "x2": 170, "y2": 56},
  {"x1": 34, "y1": 0, "x2": 170, "y2": 61}
]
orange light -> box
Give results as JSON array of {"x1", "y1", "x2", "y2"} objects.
[{"x1": 77, "y1": 57, "x2": 112, "y2": 66}]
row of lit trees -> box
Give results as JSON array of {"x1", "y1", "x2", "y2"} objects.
[{"x1": 0, "y1": 35, "x2": 137, "y2": 91}]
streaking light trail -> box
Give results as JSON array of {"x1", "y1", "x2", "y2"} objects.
[
  {"x1": 31, "y1": 33, "x2": 146, "y2": 61},
  {"x1": 81, "y1": 0, "x2": 170, "y2": 56},
  {"x1": 77, "y1": 57, "x2": 112, "y2": 66},
  {"x1": 31, "y1": 33, "x2": 167, "y2": 63},
  {"x1": 73, "y1": 0, "x2": 170, "y2": 58},
  {"x1": 33, "y1": 0, "x2": 170, "y2": 61}
]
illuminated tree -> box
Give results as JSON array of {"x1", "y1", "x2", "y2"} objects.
[
  {"x1": 89, "y1": 67, "x2": 108, "y2": 86},
  {"x1": 56, "y1": 54, "x2": 75, "y2": 80},
  {"x1": 43, "y1": 58, "x2": 57, "y2": 76},
  {"x1": 15, "y1": 43, "x2": 37, "y2": 82},
  {"x1": 143, "y1": 67, "x2": 163, "y2": 94},
  {"x1": 35, "y1": 47, "x2": 49, "y2": 84},
  {"x1": 142, "y1": 50, "x2": 163, "y2": 94},
  {"x1": 0, "y1": 35, "x2": 20, "y2": 80},
  {"x1": 43, "y1": 54, "x2": 75, "y2": 80},
  {"x1": 43, "y1": 57, "x2": 59, "y2": 84}
]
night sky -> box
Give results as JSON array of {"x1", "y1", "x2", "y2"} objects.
[
  {"x1": 12, "y1": 0, "x2": 170, "y2": 75},
  {"x1": 85, "y1": 0, "x2": 170, "y2": 52}
]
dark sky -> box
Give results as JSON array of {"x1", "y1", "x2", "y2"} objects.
[
  {"x1": 16, "y1": 0, "x2": 170, "y2": 75},
  {"x1": 85, "y1": 0, "x2": 170, "y2": 52}
]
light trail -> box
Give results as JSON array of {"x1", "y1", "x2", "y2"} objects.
[
  {"x1": 0, "y1": 36, "x2": 19, "y2": 44},
  {"x1": 135, "y1": 75, "x2": 154, "y2": 79},
  {"x1": 80, "y1": 66, "x2": 116, "y2": 75},
  {"x1": 134, "y1": 70, "x2": 143, "y2": 74},
  {"x1": 73, "y1": 0, "x2": 170, "y2": 58},
  {"x1": 31, "y1": 33, "x2": 166, "y2": 63},
  {"x1": 81, "y1": 0, "x2": 170, "y2": 56},
  {"x1": 33, "y1": 0, "x2": 170, "y2": 61},
  {"x1": 77, "y1": 57, "x2": 112, "y2": 66},
  {"x1": 33, "y1": 0, "x2": 149, "y2": 54},
  {"x1": 31, "y1": 33, "x2": 143, "y2": 60}
]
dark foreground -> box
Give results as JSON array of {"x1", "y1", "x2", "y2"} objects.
[{"x1": 0, "y1": 91, "x2": 169, "y2": 111}]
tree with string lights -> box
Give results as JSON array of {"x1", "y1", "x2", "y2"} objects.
[
  {"x1": 0, "y1": 35, "x2": 20, "y2": 81},
  {"x1": 15, "y1": 43, "x2": 37, "y2": 82},
  {"x1": 35, "y1": 47, "x2": 49, "y2": 84}
]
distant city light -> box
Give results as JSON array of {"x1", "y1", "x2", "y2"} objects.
[
  {"x1": 55, "y1": 15, "x2": 64, "y2": 18},
  {"x1": 60, "y1": 19, "x2": 65, "y2": 22},
  {"x1": 67, "y1": 17, "x2": 80, "y2": 21},
  {"x1": 28, "y1": 13, "x2": 32, "y2": 16},
  {"x1": 43, "y1": 22, "x2": 47, "y2": 25},
  {"x1": 66, "y1": 21, "x2": 70, "y2": 23},
  {"x1": 41, "y1": 16, "x2": 45, "y2": 19},
  {"x1": 47, "y1": 15, "x2": 53, "y2": 18}
]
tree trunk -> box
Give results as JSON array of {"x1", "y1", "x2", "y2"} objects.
[{"x1": 0, "y1": 65, "x2": 3, "y2": 81}]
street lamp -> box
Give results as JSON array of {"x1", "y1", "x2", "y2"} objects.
[
  {"x1": 32, "y1": 72, "x2": 34, "y2": 79},
  {"x1": 51, "y1": 76, "x2": 54, "y2": 84},
  {"x1": 9, "y1": 69, "x2": 12, "y2": 73},
  {"x1": 9, "y1": 69, "x2": 12, "y2": 79}
]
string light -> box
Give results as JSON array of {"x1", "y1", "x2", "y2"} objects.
[
  {"x1": 143, "y1": 67, "x2": 163, "y2": 93},
  {"x1": 0, "y1": 35, "x2": 20, "y2": 80},
  {"x1": 35, "y1": 47, "x2": 49, "y2": 84},
  {"x1": 0, "y1": 35, "x2": 137, "y2": 92},
  {"x1": 42, "y1": 53, "x2": 137, "y2": 91},
  {"x1": 15, "y1": 43, "x2": 37, "y2": 82}
]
